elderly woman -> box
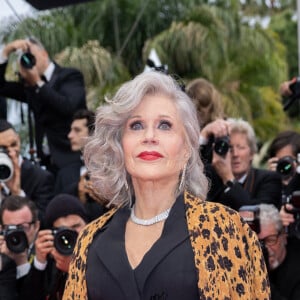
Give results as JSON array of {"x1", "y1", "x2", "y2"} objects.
[{"x1": 63, "y1": 71, "x2": 270, "y2": 300}]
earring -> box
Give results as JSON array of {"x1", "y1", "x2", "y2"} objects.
[
  {"x1": 124, "y1": 180, "x2": 129, "y2": 191},
  {"x1": 178, "y1": 164, "x2": 187, "y2": 191}
]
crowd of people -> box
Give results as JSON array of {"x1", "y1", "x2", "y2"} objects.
[{"x1": 0, "y1": 37, "x2": 299, "y2": 300}]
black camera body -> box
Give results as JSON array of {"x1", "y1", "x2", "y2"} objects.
[
  {"x1": 239, "y1": 205, "x2": 261, "y2": 234},
  {"x1": 276, "y1": 156, "x2": 295, "y2": 180},
  {"x1": 0, "y1": 146, "x2": 13, "y2": 182},
  {"x1": 52, "y1": 227, "x2": 78, "y2": 256},
  {"x1": 214, "y1": 136, "x2": 230, "y2": 157},
  {"x1": 284, "y1": 190, "x2": 300, "y2": 238},
  {"x1": 20, "y1": 51, "x2": 36, "y2": 69},
  {"x1": 0, "y1": 226, "x2": 28, "y2": 253}
]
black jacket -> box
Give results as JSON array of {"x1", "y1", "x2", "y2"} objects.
[
  {"x1": 206, "y1": 166, "x2": 282, "y2": 210},
  {"x1": 0, "y1": 254, "x2": 18, "y2": 300},
  {"x1": 21, "y1": 158, "x2": 55, "y2": 222},
  {"x1": 0, "y1": 62, "x2": 86, "y2": 170}
]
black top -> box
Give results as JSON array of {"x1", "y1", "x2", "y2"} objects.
[
  {"x1": 269, "y1": 241, "x2": 300, "y2": 300},
  {"x1": 86, "y1": 195, "x2": 199, "y2": 300}
]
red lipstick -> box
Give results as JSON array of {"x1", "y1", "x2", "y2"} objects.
[{"x1": 137, "y1": 151, "x2": 163, "y2": 161}]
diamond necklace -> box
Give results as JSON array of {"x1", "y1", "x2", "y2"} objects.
[{"x1": 130, "y1": 205, "x2": 171, "y2": 226}]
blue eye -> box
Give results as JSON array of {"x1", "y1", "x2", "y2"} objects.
[
  {"x1": 159, "y1": 120, "x2": 172, "y2": 130},
  {"x1": 129, "y1": 121, "x2": 143, "y2": 130}
]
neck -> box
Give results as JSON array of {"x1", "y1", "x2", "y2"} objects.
[{"x1": 132, "y1": 179, "x2": 178, "y2": 219}]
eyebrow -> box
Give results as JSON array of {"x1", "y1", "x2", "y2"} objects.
[{"x1": 128, "y1": 114, "x2": 173, "y2": 119}]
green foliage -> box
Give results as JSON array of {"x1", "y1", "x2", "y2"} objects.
[
  {"x1": 55, "y1": 40, "x2": 130, "y2": 109},
  {"x1": 143, "y1": 4, "x2": 289, "y2": 141},
  {"x1": 269, "y1": 9, "x2": 298, "y2": 78},
  {"x1": 0, "y1": 0, "x2": 297, "y2": 143}
]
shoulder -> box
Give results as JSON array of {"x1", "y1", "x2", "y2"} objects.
[
  {"x1": 184, "y1": 191, "x2": 253, "y2": 241},
  {"x1": 77, "y1": 207, "x2": 118, "y2": 246},
  {"x1": 53, "y1": 63, "x2": 83, "y2": 77},
  {"x1": 185, "y1": 191, "x2": 241, "y2": 221},
  {"x1": 21, "y1": 159, "x2": 53, "y2": 178},
  {"x1": 252, "y1": 167, "x2": 281, "y2": 180}
]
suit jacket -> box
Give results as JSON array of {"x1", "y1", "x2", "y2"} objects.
[
  {"x1": 206, "y1": 166, "x2": 282, "y2": 210},
  {"x1": 19, "y1": 259, "x2": 67, "y2": 300},
  {"x1": 0, "y1": 62, "x2": 86, "y2": 169},
  {"x1": 21, "y1": 158, "x2": 55, "y2": 222},
  {"x1": 0, "y1": 254, "x2": 18, "y2": 300},
  {"x1": 269, "y1": 241, "x2": 300, "y2": 300},
  {"x1": 63, "y1": 191, "x2": 270, "y2": 300}
]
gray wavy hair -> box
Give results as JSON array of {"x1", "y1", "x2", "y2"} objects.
[
  {"x1": 259, "y1": 204, "x2": 283, "y2": 233},
  {"x1": 84, "y1": 71, "x2": 208, "y2": 207}
]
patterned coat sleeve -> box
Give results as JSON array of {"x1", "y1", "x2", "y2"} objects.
[{"x1": 185, "y1": 191, "x2": 271, "y2": 300}]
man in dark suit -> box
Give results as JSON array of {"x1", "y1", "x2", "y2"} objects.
[
  {"x1": 206, "y1": 118, "x2": 282, "y2": 210},
  {"x1": 0, "y1": 119, "x2": 54, "y2": 222},
  {"x1": 0, "y1": 37, "x2": 87, "y2": 179},
  {"x1": 60, "y1": 109, "x2": 107, "y2": 221}
]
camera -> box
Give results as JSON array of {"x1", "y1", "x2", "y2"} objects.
[
  {"x1": 283, "y1": 190, "x2": 300, "y2": 238},
  {"x1": 276, "y1": 156, "x2": 295, "y2": 180},
  {"x1": 239, "y1": 205, "x2": 260, "y2": 234},
  {"x1": 0, "y1": 146, "x2": 13, "y2": 182},
  {"x1": 214, "y1": 136, "x2": 230, "y2": 157},
  {"x1": 52, "y1": 227, "x2": 78, "y2": 256},
  {"x1": 0, "y1": 226, "x2": 28, "y2": 253},
  {"x1": 20, "y1": 51, "x2": 36, "y2": 69}
]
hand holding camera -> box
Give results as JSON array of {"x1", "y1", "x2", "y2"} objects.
[
  {"x1": 0, "y1": 226, "x2": 29, "y2": 266},
  {"x1": 35, "y1": 227, "x2": 78, "y2": 265},
  {"x1": 282, "y1": 191, "x2": 300, "y2": 238},
  {"x1": 3, "y1": 39, "x2": 41, "y2": 87}
]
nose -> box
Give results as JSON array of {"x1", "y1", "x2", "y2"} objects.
[
  {"x1": 230, "y1": 146, "x2": 238, "y2": 156},
  {"x1": 68, "y1": 131, "x2": 73, "y2": 139},
  {"x1": 142, "y1": 127, "x2": 158, "y2": 144}
]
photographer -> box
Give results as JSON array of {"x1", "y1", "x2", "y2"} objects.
[
  {"x1": 0, "y1": 37, "x2": 87, "y2": 186},
  {"x1": 206, "y1": 118, "x2": 282, "y2": 210},
  {"x1": 257, "y1": 204, "x2": 300, "y2": 300},
  {"x1": 61, "y1": 109, "x2": 107, "y2": 221},
  {"x1": 20, "y1": 194, "x2": 88, "y2": 300},
  {"x1": 186, "y1": 78, "x2": 228, "y2": 164},
  {"x1": 267, "y1": 130, "x2": 300, "y2": 244},
  {"x1": 0, "y1": 119, "x2": 54, "y2": 222},
  {"x1": 0, "y1": 196, "x2": 40, "y2": 297}
]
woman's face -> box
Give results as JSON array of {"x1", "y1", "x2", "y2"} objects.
[{"x1": 122, "y1": 93, "x2": 189, "y2": 186}]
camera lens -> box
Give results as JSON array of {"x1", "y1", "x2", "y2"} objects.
[
  {"x1": 5, "y1": 229, "x2": 28, "y2": 253},
  {"x1": 276, "y1": 156, "x2": 295, "y2": 178},
  {"x1": 214, "y1": 136, "x2": 230, "y2": 157},
  {"x1": 20, "y1": 52, "x2": 36, "y2": 69},
  {"x1": 0, "y1": 149, "x2": 13, "y2": 182},
  {"x1": 53, "y1": 228, "x2": 78, "y2": 256}
]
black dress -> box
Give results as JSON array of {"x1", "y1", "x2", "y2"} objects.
[{"x1": 86, "y1": 195, "x2": 199, "y2": 300}]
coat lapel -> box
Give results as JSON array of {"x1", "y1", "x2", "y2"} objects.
[{"x1": 134, "y1": 195, "x2": 190, "y2": 291}]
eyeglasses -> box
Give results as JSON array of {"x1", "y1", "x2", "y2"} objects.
[
  {"x1": 2, "y1": 221, "x2": 35, "y2": 232},
  {"x1": 260, "y1": 232, "x2": 282, "y2": 246}
]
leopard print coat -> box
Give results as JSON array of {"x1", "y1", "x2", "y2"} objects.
[{"x1": 63, "y1": 191, "x2": 270, "y2": 300}]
